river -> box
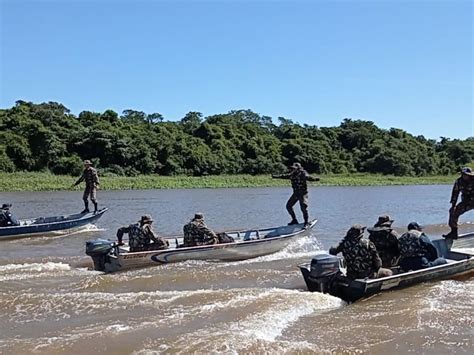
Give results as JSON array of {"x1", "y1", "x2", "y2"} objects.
[{"x1": 0, "y1": 185, "x2": 473, "y2": 354}]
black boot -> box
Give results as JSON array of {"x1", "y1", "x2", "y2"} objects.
[
  {"x1": 303, "y1": 211, "x2": 309, "y2": 228},
  {"x1": 443, "y1": 229, "x2": 458, "y2": 239},
  {"x1": 80, "y1": 201, "x2": 90, "y2": 214},
  {"x1": 288, "y1": 219, "x2": 299, "y2": 225},
  {"x1": 93, "y1": 202, "x2": 98, "y2": 214}
]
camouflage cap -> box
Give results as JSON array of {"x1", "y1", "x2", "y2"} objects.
[
  {"x1": 461, "y1": 167, "x2": 474, "y2": 176},
  {"x1": 140, "y1": 215, "x2": 153, "y2": 224},
  {"x1": 347, "y1": 224, "x2": 366, "y2": 237},
  {"x1": 1, "y1": 203, "x2": 12, "y2": 209},
  {"x1": 375, "y1": 215, "x2": 394, "y2": 227},
  {"x1": 194, "y1": 212, "x2": 204, "y2": 220},
  {"x1": 407, "y1": 222, "x2": 422, "y2": 231},
  {"x1": 290, "y1": 162, "x2": 302, "y2": 170},
  {"x1": 83, "y1": 160, "x2": 92, "y2": 165}
]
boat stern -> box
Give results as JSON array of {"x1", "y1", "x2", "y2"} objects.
[
  {"x1": 85, "y1": 238, "x2": 121, "y2": 272},
  {"x1": 299, "y1": 253, "x2": 341, "y2": 293}
]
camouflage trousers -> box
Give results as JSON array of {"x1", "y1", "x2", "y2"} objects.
[
  {"x1": 83, "y1": 185, "x2": 97, "y2": 202},
  {"x1": 286, "y1": 191, "x2": 309, "y2": 222},
  {"x1": 448, "y1": 200, "x2": 474, "y2": 230}
]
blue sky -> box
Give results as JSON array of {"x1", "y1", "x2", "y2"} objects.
[{"x1": 1, "y1": 0, "x2": 472, "y2": 139}]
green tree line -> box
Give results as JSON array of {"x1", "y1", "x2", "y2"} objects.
[{"x1": 0, "y1": 101, "x2": 472, "y2": 177}]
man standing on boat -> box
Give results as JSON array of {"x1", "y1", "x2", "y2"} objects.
[
  {"x1": 272, "y1": 162, "x2": 319, "y2": 227},
  {"x1": 116, "y1": 215, "x2": 169, "y2": 252},
  {"x1": 329, "y1": 224, "x2": 393, "y2": 279},
  {"x1": 444, "y1": 167, "x2": 474, "y2": 239},
  {"x1": 367, "y1": 215, "x2": 400, "y2": 267},
  {"x1": 183, "y1": 213, "x2": 219, "y2": 247},
  {"x1": 73, "y1": 160, "x2": 100, "y2": 214},
  {"x1": 398, "y1": 222, "x2": 447, "y2": 271}
]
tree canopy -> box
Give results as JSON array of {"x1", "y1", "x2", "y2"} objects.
[{"x1": 0, "y1": 101, "x2": 472, "y2": 176}]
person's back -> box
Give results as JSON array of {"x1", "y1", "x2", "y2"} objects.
[
  {"x1": 330, "y1": 224, "x2": 392, "y2": 280},
  {"x1": 117, "y1": 215, "x2": 168, "y2": 252},
  {"x1": 367, "y1": 215, "x2": 399, "y2": 268},
  {"x1": 399, "y1": 222, "x2": 447, "y2": 271},
  {"x1": 0, "y1": 204, "x2": 20, "y2": 227},
  {"x1": 127, "y1": 223, "x2": 149, "y2": 252},
  {"x1": 183, "y1": 213, "x2": 218, "y2": 247}
]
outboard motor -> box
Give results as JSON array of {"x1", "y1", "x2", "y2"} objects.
[
  {"x1": 308, "y1": 253, "x2": 341, "y2": 293},
  {"x1": 85, "y1": 239, "x2": 116, "y2": 271}
]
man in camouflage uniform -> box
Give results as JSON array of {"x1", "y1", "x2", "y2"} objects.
[
  {"x1": 443, "y1": 167, "x2": 474, "y2": 239},
  {"x1": 272, "y1": 162, "x2": 320, "y2": 227},
  {"x1": 116, "y1": 215, "x2": 169, "y2": 252},
  {"x1": 183, "y1": 212, "x2": 219, "y2": 247},
  {"x1": 329, "y1": 224, "x2": 392, "y2": 280},
  {"x1": 73, "y1": 160, "x2": 100, "y2": 214},
  {"x1": 398, "y1": 222, "x2": 446, "y2": 271},
  {"x1": 0, "y1": 203, "x2": 20, "y2": 227},
  {"x1": 367, "y1": 215, "x2": 400, "y2": 268}
]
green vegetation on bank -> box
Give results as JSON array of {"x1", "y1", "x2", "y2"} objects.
[
  {"x1": 0, "y1": 172, "x2": 458, "y2": 192},
  {"x1": 0, "y1": 101, "x2": 473, "y2": 179}
]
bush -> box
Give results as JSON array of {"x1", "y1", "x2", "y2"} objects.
[{"x1": 50, "y1": 155, "x2": 83, "y2": 175}]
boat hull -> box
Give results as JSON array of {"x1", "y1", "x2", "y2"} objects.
[
  {"x1": 97, "y1": 220, "x2": 317, "y2": 272},
  {"x1": 0, "y1": 208, "x2": 108, "y2": 240},
  {"x1": 299, "y1": 233, "x2": 474, "y2": 303}
]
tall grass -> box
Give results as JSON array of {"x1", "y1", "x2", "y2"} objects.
[{"x1": 0, "y1": 172, "x2": 457, "y2": 192}]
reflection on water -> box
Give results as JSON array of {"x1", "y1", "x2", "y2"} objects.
[{"x1": 0, "y1": 185, "x2": 473, "y2": 354}]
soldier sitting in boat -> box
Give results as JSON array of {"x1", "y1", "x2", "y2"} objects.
[
  {"x1": 443, "y1": 167, "x2": 474, "y2": 239},
  {"x1": 367, "y1": 215, "x2": 400, "y2": 268},
  {"x1": 398, "y1": 222, "x2": 447, "y2": 272},
  {"x1": 116, "y1": 215, "x2": 169, "y2": 252},
  {"x1": 183, "y1": 212, "x2": 219, "y2": 247},
  {"x1": 329, "y1": 224, "x2": 393, "y2": 280},
  {"x1": 0, "y1": 203, "x2": 20, "y2": 227}
]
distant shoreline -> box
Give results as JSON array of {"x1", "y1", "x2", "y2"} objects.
[{"x1": 0, "y1": 172, "x2": 456, "y2": 192}]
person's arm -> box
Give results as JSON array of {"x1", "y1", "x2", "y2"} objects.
[
  {"x1": 93, "y1": 169, "x2": 100, "y2": 186},
  {"x1": 271, "y1": 173, "x2": 291, "y2": 179},
  {"x1": 74, "y1": 171, "x2": 85, "y2": 186},
  {"x1": 116, "y1": 226, "x2": 130, "y2": 244},
  {"x1": 389, "y1": 231, "x2": 400, "y2": 257},
  {"x1": 420, "y1": 234, "x2": 438, "y2": 261},
  {"x1": 145, "y1": 225, "x2": 169, "y2": 247},
  {"x1": 329, "y1": 241, "x2": 343, "y2": 255},
  {"x1": 369, "y1": 241, "x2": 382, "y2": 271},
  {"x1": 450, "y1": 180, "x2": 460, "y2": 210},
  {"x1": 198, "y1": 223, "x2": 218, "y2": 243},
  {"x1": 304, "y1": 171, "x2": 320, "y2": 182}
]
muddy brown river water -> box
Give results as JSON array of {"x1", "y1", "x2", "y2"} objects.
[{"x1": 0, "y1": 185, "x2": 473, "y2": 354}]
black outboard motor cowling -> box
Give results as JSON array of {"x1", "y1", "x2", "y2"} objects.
[
  {"x1": 309, "y1": 253, "x2": 341, "y2": 293},
  {"x1": 86, "y1": 239, "x2": 116, "y2": 271}
]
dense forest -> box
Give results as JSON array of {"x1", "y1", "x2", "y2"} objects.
[{"x1": 0, "y1": 101, "x2": 472, "y2": 177}]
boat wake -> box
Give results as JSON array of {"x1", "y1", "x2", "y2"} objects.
[
  {"x1": 8, "y1": 224, "x2": 105, "y2": 244},
  {"x1": 136, "y1": 288, "x2": 343, "y2": 353},
  {"x1": 1, "y1": 287, "x2": 343, "y2": 353},
  {"x1": 0, "y1": 261, "x2": 89, "y2": 282},
  {"x1": 231, "y1": 235, "x2": 323, "y2": 265}
]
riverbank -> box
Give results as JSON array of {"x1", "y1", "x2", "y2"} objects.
[{"x1": 0, "y1": 172, "x2": 457, "y2": 192}]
